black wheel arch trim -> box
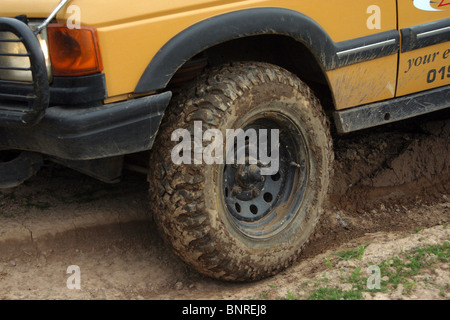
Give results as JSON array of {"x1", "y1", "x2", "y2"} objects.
[{"x1": 134, "y1": 7, "x2": 400, "y2": 94}]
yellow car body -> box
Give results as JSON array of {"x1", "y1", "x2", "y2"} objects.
[{"x1": 2, "y1": 0, "x2": 448, "y2": 109}]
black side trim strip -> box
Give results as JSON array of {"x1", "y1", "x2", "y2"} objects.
[
  {"x1": 335, "y1": 30, "x2": 400, "y2": 67},
  {"x1": 334, "y1": 85, "x2": 450, "y2": 133},
  {"x1": 401, "y1": 18, "x2": 450, "y2": 53}
]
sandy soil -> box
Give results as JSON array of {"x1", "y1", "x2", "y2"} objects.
[{"x1": 0, "y1": 110, "x2": 449, "y2": 300}]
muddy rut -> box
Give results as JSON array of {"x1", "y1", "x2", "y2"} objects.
[{"x1": 0, "y1": 110, "x2": 448, "y2": 300}]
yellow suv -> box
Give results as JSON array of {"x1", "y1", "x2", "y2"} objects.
[{"x1": 0, "y1": 0, "x2": 449, "y2": 281}]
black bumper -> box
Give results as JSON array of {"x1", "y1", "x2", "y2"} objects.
[
  {"x1": 0, "y1": 16, "x2": 172, "y2": 161},
  {"x1": 0, "y1": 92, "x2": 172, "y2": 160}
]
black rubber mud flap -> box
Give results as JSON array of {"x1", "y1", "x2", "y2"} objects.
[{"x1": 0, "y1": 151, "x2": 43, "y2": 188}]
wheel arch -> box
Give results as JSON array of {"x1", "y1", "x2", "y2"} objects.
[
  {"x1": 201, "y1": 34, "x2": 336, "y2": 112},
  {"x1": 134, "y1": 7, "x2": 338, "y2": 102}
]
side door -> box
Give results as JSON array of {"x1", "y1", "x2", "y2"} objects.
[
  {"x1": 324, "y1": 0, "x2": 399, "y2": 110},
  {"x1": 396, "y1": 1, "x2": 450, "y2": 97}
]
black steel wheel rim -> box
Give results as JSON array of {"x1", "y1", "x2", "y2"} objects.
[{"x1": 221, "y1": 114, "x2": 310, "y2": 240}]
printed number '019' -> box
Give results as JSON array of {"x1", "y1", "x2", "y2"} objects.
[{"x1": 427, "y1": 66, "x2": 450, "y2": 83}]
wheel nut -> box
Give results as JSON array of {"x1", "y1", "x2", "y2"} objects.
[{"x1": 251, "y1": 188, "x2": 261, "y2": 198}]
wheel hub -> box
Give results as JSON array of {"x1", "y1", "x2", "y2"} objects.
[
  {"x1": 225, "y1": 160, "x2": 279, "y2": 221},
  {"x1": 235, "y1": 163, "x2": 264, "y2": 190},
  {"x1": 222, "y1": 119, "x2": 305, "y2": 224}
]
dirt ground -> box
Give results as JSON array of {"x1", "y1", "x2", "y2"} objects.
[{"x1": 0, "y1": 110, "x2": 449, "y2": 300}]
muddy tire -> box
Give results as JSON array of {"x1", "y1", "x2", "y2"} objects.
[{"x1": 148, "y1": 62, "x2": 333, "y2": 281}]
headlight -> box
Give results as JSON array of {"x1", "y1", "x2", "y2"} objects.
[
  {"x1": 0, "y1": 31, "x2": 31, "y2": 82},
  {"x1": 0, "y1": 21, "x2": 52, "y2": 83}
]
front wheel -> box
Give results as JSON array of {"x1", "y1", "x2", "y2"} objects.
[{"x1": 149, "y1": 62, "x2": 333, "y2": 281}]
